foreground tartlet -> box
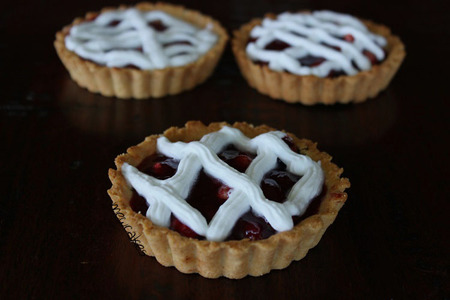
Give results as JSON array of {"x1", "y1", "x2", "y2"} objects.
[
  {"x1": 232, "y1": 10, "x2": 405, "y2": 105},
  {"x1": 108, "y1": 121, "x2": 350, "y2": 279},
  {"x1": 54, "y1": 2, "x2": 228, "y2": 99}
]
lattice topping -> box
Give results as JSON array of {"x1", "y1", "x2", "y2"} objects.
[
  {"x1": 121, "y1": 126, "x2": 324, "y2": 242},
  {"x1": 65, "y1": 8, "x2": 218, "y2": 70},
  {"x1": 246, "y1": 10, "x2": 387, "y2": 77}
]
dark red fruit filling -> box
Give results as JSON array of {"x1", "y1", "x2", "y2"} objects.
[
  {"x1": 282, "y1": 135, "x2": 299, "y2": 153},
  {"x1": 218, "y1": 146, "x2": 255, "y2": 173},
  {"x1": 108, "y1": 20, "x2": 121, "y2": 27},
  {"x1": 138, "y1": 154, "x2": 179, "y2": 179},
  {"x1": 249, "y1": 32, "x2": 385, "y2": 77},
  {"x1": 264, "y1": 40, "x2": 290, "y2": 51},
  {"x1": 148, "y1": 20, "x2": 194, "y2": 49},
  {"x1": 170, "y1": 215, "x2": 200, "y2": 239},
  {"x1": 327, "y1": 70, "x2": 347, "y2": 78},
  {"x1": 129, "y1": 137, "x2": 324, "y2": 241},
  {"x1": 105, "y1": 19, "x2": 167, "y2": 32},
  {"x1": 292, "y1": 185, "x2": 326, "y2": 225},
  {"x1": 184, "y1": 170, "x2": 228, "y2": 223},
  {"x1": 262, "y1": 168, "x2": 300, "y2": 202},
  {"x1": 228, "y1": 211, "x2": 276, "y2": 241},
  {"x1": 363, "y1": 49, "x2": 378, "y2": 65},
  {"x1": 217, "y1": 185, "x2": 231, "y2": 201},
  {"x1": 321, "y1": 42, "x2": 341, "y2": 51},
  {"x1": 163, "y1": 41, "x2": 193, "y2": 47},
  {"x1": 148, "y1": 20, "x2": 167, "y2": 31},
  {"x1": 298, "y1": 55, "x2": 326, "y2": 67},
  {"x1": 343, "y1": 34, "x2": 355, "y2": 43},
  {"x1": 130, "y1": 192, "x2": 149, "y2": 215},
  {"x1": 83, "y1": 19, "x2": 187, "y2": 69}
]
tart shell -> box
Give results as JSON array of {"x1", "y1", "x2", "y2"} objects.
[
  {"x1": 231, "y1": 14, "x2": 406, "y2": 105},
  {"x1": 54, "y1": 2, "x2": 228, "y2": 99},
  {"x1": 108, "y1": 121, "x2": 350, "y2": 278}
]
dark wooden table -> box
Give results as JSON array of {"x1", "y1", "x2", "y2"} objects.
[{"x1": 1, "y1": 0, "x2": 449, "y2": 299}]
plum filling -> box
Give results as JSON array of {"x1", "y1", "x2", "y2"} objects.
[
  {"x1": 248, "y1": 35, "x2": 385, "y2": 78},
  {"x1": 129, "y1": 136, "x2": 324, "y2": 241}
]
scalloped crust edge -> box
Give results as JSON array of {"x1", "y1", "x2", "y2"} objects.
[
  {"x1": 231, "y1": 14, "x2": 406, "y2": 105},
  {"x1": 107, "y1": 121, "x2": 350, "y2": 278},
  {"x1": 54, "y1": 2, "x2": 228, "y2": 99}
]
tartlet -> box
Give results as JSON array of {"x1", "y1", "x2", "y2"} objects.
[
  {"x1": 108, "y1": 121, "x2": 350, "y2": 279},
  {"x1": 232, "y1": 10, "x2": 405, "y2": 105},
  {"x1": 54, "y1": 2, "x2": 228, "y2": 99}
]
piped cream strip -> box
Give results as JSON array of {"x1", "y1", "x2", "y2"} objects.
[
  {"x1": 65, "y1": 9, "x2": 218, "y2": 70},
  {"x1": 122, "y1": 126, "x2": 324, "y2": 241},
  {"x1": 246, "y1": 10, "x2": 387, "y2": 77}
]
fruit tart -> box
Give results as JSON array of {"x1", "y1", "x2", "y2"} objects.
[
  {"x1": 232, "y1": 10, "x2": 405, "y2": 105},
  {"x1": 108, "y1": 121, "x2": 350, "y2": 279},
  {"x1": 54, "y1": 2, "x2": 228, "y2": 99}
]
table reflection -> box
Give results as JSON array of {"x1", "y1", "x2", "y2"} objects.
[{"x1": 59, "y1": 76, "x2": 397, "y2": 149}]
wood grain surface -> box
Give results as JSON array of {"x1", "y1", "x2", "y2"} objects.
[{"x1": 0, "y1": 0, "x2": 449, "y2": 299}]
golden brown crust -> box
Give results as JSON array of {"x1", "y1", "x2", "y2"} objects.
[
  {"x1": 54, "y1": 2, "x2": 228, "y2": 99},
  {"x1": 108, "y1": 121, "x2": 350, "y2": 279},
  {"x1": 231, "y1": 13, "x2": 406, "y2": 105}
]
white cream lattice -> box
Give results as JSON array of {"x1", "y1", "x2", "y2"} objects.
[
  {"x1": 65, "y1": 8, "x2": 218, "y2": 70},
  {"x1": 247, "y1": 10, "x2": 387, "y2": 77},
  {"x1": 122, "y1": 126, "x2": 324, "y2": 241}
]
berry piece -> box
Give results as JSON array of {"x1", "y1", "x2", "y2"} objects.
[
  {"x1": 231, "y1": 154, "x2": 253, "y2": 172},
  {"x1": 299, "y1": 55, "x2": 326, "y2": 67},
  {"x1": 267, "y1": 170, "x2": 300, "y2": 192},
  {"x1": 149, "y1": 158, "x2": 179, "y2": 179},
  {"x1": 363, "y1": 50, "x2": 378, "y2": 65},
  {"x1": 343, "y1": 34, "x2": 355, "y2": 42},
  {"x1": 138, "y1": 154, "x2": 179, "y2": 179},
  {"x1": 108, "y1": 20, "x2": 121, "y2": 27},
  {"x1": 264, "y1": 39, "x2": 290, "y2": 51},
  {"x1": 261, "y1": 178, "x2": 284, "y2": 203},
  {"x1": 217, "y1": 185, "x2": 232, "y2": 201},
  {"x1": 282, "y1": 135, "x2": 299, "y2": 153},
  {"x1": 129, "y1": 193, "x2": 148, "y2": 215},
  {"x1": 151, "y1": 162, "x2": 174, "y2": 179},
  {"x1": 148, "y1": 20, "x2": 167, "y2": 31},
  {"x1": 327, "y1": 69, "x2": 347, "y2": 78},
  {"x1": 243, "y1": 221, "x2": 262, "y2": 240},
  {"x1": 219, "y1": 148, "x2": 254, "y2": 172},
  {"x1": 170, "y1": 216, "x2": 200, "y2": 239},
  {"x1": 228, "y1": 211, "x2": 277, "y2": 241}
]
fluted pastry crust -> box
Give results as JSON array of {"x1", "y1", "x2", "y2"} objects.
[
  {"x1": 231, "y1": 13, "x2": 405, "y2": 105},
  {"x1": 54, "y1": 2, "x2": 228, "y2": 99},
  {"x1": 108, "y1": 121, "x2": 350, "y2": 279}
]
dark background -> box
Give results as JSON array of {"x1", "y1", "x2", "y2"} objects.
[{"x1": 1, "y1": 0, "x2": 449, "y2": 299}]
